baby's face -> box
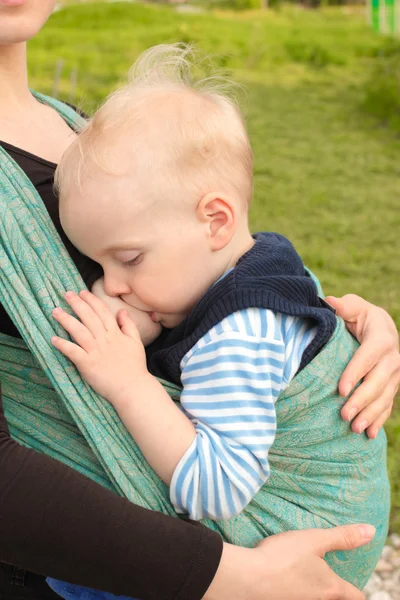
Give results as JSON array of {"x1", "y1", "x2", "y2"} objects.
[{"x1": 61, "y1": 169, "x2": 220, "y2": 329}]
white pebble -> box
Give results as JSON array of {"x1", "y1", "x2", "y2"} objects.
[
  {"x1": 391, "y1": 569, "x2": 400, "y2": 586},
  {"x1": 369, "y1": 592, "x2": 393, "y2": 600},
  {"x1": 382, "y1": 546, "x2": 394, "y2": 561},
  {"x1": 390, "y1": 534, "x2": 400, "y2": 549},
  {"x1": 364, "y1": 572, "x2": 383, "y2": 595},
  {"x1": 376, "y1": 559, "x2": 394, "y2": 573},
  {"x1": 382, "y1": 578, "x2": 396, "y2": 591}
]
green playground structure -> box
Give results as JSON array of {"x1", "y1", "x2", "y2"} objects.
[{"x1": 370, "y1": 0, "x2": 400, "y2": 34}]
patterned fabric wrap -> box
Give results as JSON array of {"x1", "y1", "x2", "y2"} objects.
[{"x1": 0, "y1": 94, "x2": 389, "y2": 590}]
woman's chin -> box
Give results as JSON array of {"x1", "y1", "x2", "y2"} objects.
[{"x1": 0, "y1": 0, "x2": 56, "y2": 44}]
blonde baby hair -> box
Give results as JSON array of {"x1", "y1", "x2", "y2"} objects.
[{"x1": 55, "y1": 43, "x2": 254, "y2": 210}]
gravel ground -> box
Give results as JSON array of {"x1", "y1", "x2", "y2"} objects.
[{"x1": 364, "y1": 534, "x2": 400, "y2": 600}]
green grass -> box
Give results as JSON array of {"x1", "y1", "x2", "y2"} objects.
[{"x1": 30, "y1": 2, "x2": 400, "y2": 530}]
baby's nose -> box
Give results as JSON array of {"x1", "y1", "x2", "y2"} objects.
[{"x1": 103, "y1": 276, "x2": 131, "y2": 298}]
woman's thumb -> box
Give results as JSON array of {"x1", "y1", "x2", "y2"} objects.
[
  {"x1": 325, "y1": 295, "x2": 343, "y2": 312},
  {"x1": 325, "y1": 294, "x2": 370, "y2": 323},
  {"x1": 313, "y1": 524, "x2": 375, "y2": 557}
]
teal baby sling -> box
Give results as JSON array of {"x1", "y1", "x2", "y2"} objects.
[{"x1": 0, "y1": 95, "x2": 390, "y2": 590}]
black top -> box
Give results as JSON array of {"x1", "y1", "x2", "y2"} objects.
[
  {"x1": 0, "y1": 141, "x2": 103, "y2": 337},
  {"x1": 0, "y1": 142, "x2": 222, "y2": 599}
]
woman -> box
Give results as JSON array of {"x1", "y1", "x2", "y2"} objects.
[{"x1": 0, "y1": 2, "x2": 398, "y2": 600}]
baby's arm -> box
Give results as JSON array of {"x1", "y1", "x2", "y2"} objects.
[
  {"x1": 51, "y1": 290, "x2": 197, "y2": 485},
  {"x1": 170, "y1": 328, "x2": 282, "y2": 520}
]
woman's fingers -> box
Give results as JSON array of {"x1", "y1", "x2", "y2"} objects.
[
  {"x1": 349, "y1": 394, "x2": 394, "y2": 435},
  {"x1": 63, "y1": 291, "x2": 108, "y2": 340},
  {"x1": 52, "y1": 307, "x2": 96, "y2": 353},
  {"x1": 340, "y1": 353, "x2": 398, "y2": 435},
  {"x1": 341, "y1": 362, "x2": 396, "y2": 436},
  {"x1": 327, "y1": 294, "x2": 400, "y2": 401},
  {"x1": 338, "y1": 342, "x2": 379, "y2": 398},
  {"x1": 341, "y1": 366, "x2": 393, "y2": 419},
  {"x1": 366, "y1": 407, "x2": 393, "y2": 439}
]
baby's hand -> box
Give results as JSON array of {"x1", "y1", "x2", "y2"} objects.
[
  {"x1": 51, "y1": 290, "x2": 150, "y2": 404},
  {"x1": 91, "y1": 277, "x2": 161, "y2": 347}
]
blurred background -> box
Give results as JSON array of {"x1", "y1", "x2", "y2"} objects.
[{"x1": 30, "y1": 0, "x2": 399, "y2": 536}]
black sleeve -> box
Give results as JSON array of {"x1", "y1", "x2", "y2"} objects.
[{"x1": 0, "y1": 384, "x2": 222, "y2": 600}]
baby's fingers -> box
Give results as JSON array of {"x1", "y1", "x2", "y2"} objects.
[
  {"x1": 52, "y1": 307, "x2": 96, "y2": 353},
  {"x1": 51, "y1": 335, "x2": 87, "y2": 367},
  {"x1": 64, "y1": 291, "x2": 106, "y2": 340},
  {"x1": 117, "y1": 309, "x2": 141, "y2": 341},
  {"x1": 78, "y1": 290, "x2": 117, "y2": 332}
]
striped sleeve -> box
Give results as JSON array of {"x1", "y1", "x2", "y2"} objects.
[{"x1": 169, "y1": 309, "x2": 315, "y2": 521}]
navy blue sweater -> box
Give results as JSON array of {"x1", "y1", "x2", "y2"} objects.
[{"x1": 148, "y1": 232, "x2": 337, "y2": 386}]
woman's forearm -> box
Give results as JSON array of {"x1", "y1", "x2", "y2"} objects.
[{"x1": 0, "y1": 386, "x2": 222, "y2": 600}]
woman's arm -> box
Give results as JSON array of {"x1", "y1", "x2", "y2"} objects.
[
  {"x1": 0, "y1": 383, "x2": 221, "y2": 600},
  {"x1": 327, "y1": 294, "x2": 400, "y2": 438}
]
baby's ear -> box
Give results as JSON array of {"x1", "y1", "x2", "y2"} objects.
[{"x1": 196, "y1": 192, "x2": 236, "y2": 251}]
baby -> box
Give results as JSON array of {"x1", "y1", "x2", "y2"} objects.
[{"x1": 47, "y1": 45, "x2": 389, "y2": 600}]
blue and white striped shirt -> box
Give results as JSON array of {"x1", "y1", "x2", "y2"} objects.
[{"x1": 170, "y1": 308, "x2": 317, "y2": 521}]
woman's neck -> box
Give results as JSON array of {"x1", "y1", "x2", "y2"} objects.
[{"x1": 0, "y1": 42, "x2": 35, "y2": 111}]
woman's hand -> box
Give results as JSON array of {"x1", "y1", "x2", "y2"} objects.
[
  {"x1": 51, "y1": 290, "x2": 151, "y2": 403},
  {"x1": 326, "y1": 294, "x2": 400, "y2": 438},
  {"x1": 205, "y1": 523, "x2": 375, "y2": 600}
]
